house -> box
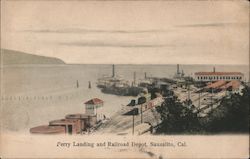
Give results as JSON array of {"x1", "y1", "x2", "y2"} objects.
[{"x1": 84, "y1": 98, "x2": 104, "y2": 121}]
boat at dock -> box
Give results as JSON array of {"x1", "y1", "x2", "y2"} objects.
[
  {"x1": 101, "y1": 85, "x2": 144, "y2": 96},
  {"x1": 96, "y1": 65, "x2": 144, "y2": 96}
]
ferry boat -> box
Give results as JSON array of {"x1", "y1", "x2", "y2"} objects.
[{"x1": 96, "y1": 65, "x2": 144, "y2": 96}]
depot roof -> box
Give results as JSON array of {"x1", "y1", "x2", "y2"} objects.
[{"x1": 195, "y1": 72, "x2": 243, "y2": 76}]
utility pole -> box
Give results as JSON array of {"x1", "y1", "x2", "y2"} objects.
[
  {"x1": 211, "y1": 88, "x2": 213, "y2": 110},
  {"x1": 198, "y1": 91, "x2": 201, "y2": 110},
  {"x1": 188, "y1": 84, "x2": 190, "y2": 101},
  {"x1": 141, "y1": 104, "x2": 143, "y2": 123},
  {"x1": 132, "y1": 109, "x2": 135, "y2": 135},
  {"x1": 138, "y1": 97, "x2": 146, "y2": 124},
  {"x1": 198, "y1": 80, "x2": 201, "y2": 111},
  {"x1": 187, "y1": 81, "x2": 191, "y2": 108}
]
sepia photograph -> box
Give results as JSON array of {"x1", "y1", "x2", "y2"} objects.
[{"x1": 0, "y1": 0, "x2": 249, "y2": 158}]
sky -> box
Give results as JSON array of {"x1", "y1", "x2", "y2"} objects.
[{"x1": 1, "y1": 0, "x2": 249, "y2": 65}]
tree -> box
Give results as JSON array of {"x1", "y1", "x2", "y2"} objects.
[
  {"x1": 205, "y1": 87, "x2": 249, "y2": 133},
  {"x1": 156, "y1": 96, "x2": 201, "y2": 134}
]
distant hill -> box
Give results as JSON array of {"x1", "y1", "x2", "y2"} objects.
[{"x1": 1, "y1": 49, "x2": 65, "y2": 65}]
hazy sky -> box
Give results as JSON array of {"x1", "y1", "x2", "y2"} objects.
[{"x1": 1, "y1": 0, "x2": 249, "y2": 65}]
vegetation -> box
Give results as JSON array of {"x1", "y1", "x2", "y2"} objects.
[
  {"x1": 156, "y1": 87, "x2": 249, "y2": 134},
  {"x1": 204, "y1": 87, "x2": 249, "y2": 133},
  {"x1": 156, "y1": 96, "x2": 201, "y2": 134}
]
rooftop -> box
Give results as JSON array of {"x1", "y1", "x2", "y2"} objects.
[
  {"x1": 195, "y1": 72, "x2": 243, "y2": 76},
  {"x1": 30, "y1": 125, "x2": 65, "y2": 134},
  {"x1": 84, "y1": 98, "x2": 104, "y2": 105},
  {"x1": 65, "y1": 113, "x2": 96, "y2": 119},
  {"x1": 205, "y1": 80, "x2": 227, "y2": 89},
  {"x1": 49, "y1": 119, "x2": 77, "y2": 125},
  {"x1": 220, "y1": 80, "x2": 241, "y2": 90}
]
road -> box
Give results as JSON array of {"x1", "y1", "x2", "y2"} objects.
[{"x1": 94, "y1": 105, "x2": 162, "y2": 134}]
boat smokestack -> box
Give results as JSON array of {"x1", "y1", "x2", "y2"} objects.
[
  {"x1": 134, "y1": 72, "x2": 136, "y2": 86},
  {"x1": 144, "y1": 72, "x2": 147, "y2": 79},
  {"x1": 112, "y1": 64, "x2": 115, "y2": 77},
  {"x1": 177, "y1": 64, "x2": 180, "y2": 74}
]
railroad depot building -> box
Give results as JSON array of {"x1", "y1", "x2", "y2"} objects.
[{"x1": 194, "y1": 70, "x2": 244, "y2": 82}]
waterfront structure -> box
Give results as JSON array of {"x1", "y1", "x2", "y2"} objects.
[
  {"x1": 65, "y1": 114, "x2": 97, "y2": 131},
  {"x1": 30, "y1": 98, "x2": 102, "y2": 135},
  {"x1": 194, "y1": 68, "x2": 244, "y2": 82},
  {"x1": 49, "y1": 119, "x2": 80, "y2": 134},
  {"x1": 85, "y1": 98, "x2": 104, "y2": 121},
  {"x1": 30, "y1": 114, "x2": 98, "y2": 135}
]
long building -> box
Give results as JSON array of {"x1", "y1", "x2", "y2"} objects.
[{"x1": 194, "y1": 68, "x2": 244, "y2": 82}]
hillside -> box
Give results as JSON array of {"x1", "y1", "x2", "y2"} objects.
[{"x1": 1, "y1": 49, "x2": 65, "y2": 65}]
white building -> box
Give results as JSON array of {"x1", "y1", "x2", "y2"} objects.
[
  {"x1": 194, "y1": 71, "x2": 244, "y2": 82},
  {"x1": 84, "y1": 98, "x2": 104, "y2": 121}
]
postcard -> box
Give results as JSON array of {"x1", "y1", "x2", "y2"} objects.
[{"x1": 0, "y1": 0, "x2": 249, "y2": 158}]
